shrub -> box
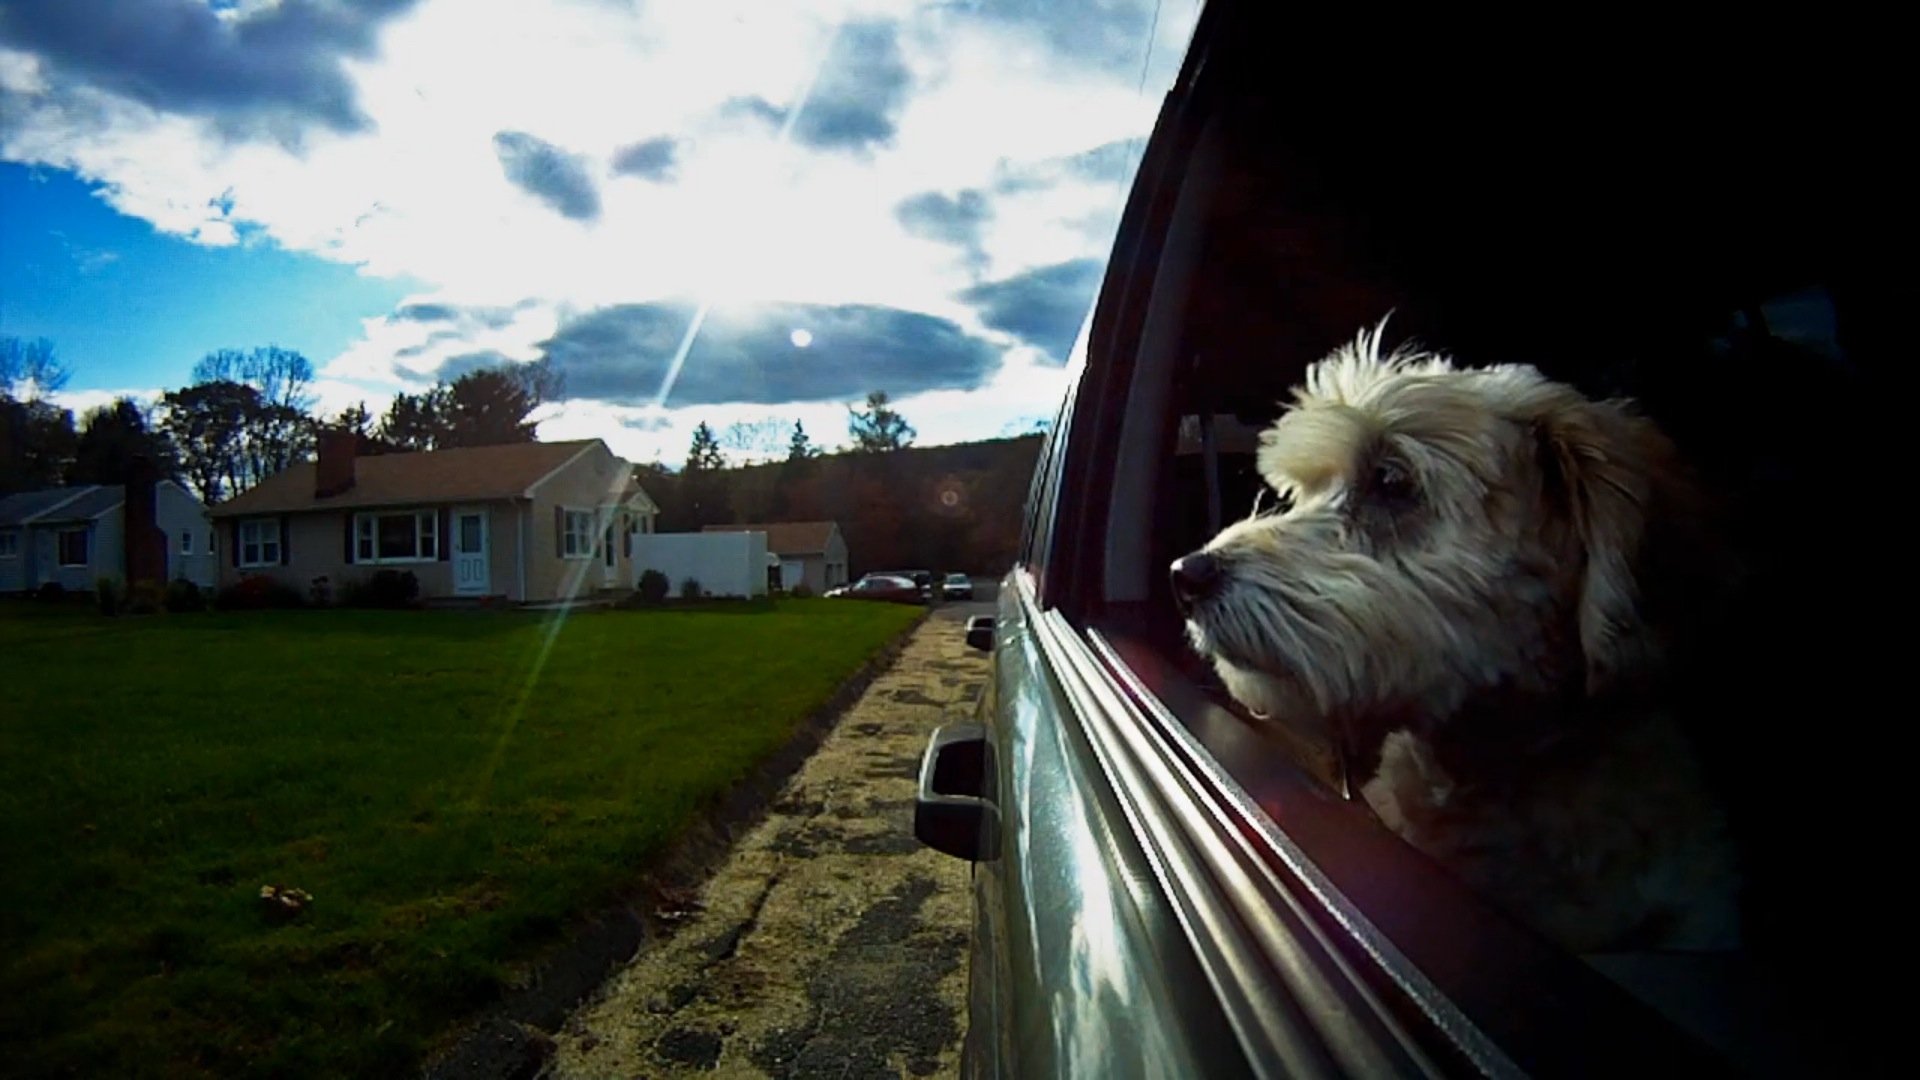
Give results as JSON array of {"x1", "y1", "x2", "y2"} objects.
[
  {"x1": 36, "y1": 581, "x2": 67, "y2": 602},
  {"x1": 126, "y1": 580, "x2": 165, "y2": 616},
  {"x1": 215, "y1": 575, "x2": 305, "y2": 611},
  {"x1": 365, "y1": 570, "x2": 421, "y2": 609},
  {"x1": 679, "y1": 577, "x2": 704, "y2": 601},
  {"x1": 790, "y1": 583, "x2": 816, "y2": 599},
  {"x1": 164, "y1": 578, "x2": 207, "y2": 614},
  {"x1": 96, "y1": 577, "x2": 121, "y2": 617},
  {"x1": 636, "y1": 568, "x2": 669, "y2": 605}
]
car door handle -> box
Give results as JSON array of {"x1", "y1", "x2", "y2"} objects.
[{"x1": 914, "y1": 722, "x2": 1000, "y2": 862}]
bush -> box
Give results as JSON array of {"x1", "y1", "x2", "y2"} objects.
[
  {"x1": 789, "y1": 583, "x2": 816, "y2": 599},
  {"x1": 36, "y1": 581, "x2": 67, "y2": 602},
  {"x1": 679, "y1": 577, "x2": 704, "y2": 601},
  {"x1": 164, "y1": 578, "x2": 207, "y2": 614},
  {"x1": 636, "y1": 568, "x2": 669, "y2": 605},
  {"x1": 96, "y1": 577, "x2": 121, "y2": 617},
  {"x1": 126, "y1": 581, "x2": 165, "y2": 616},
  {"x1": 365, "y1": 570, "x2": 421, "y2": 610},
  {"x1": 215, "y1": 575, "x2": 305, "y2": 611}
]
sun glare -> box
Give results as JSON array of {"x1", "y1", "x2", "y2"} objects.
[{"x1": 790, "y1": 328, "x2": 813, "y2": 348}]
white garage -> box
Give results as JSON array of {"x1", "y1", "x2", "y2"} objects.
[{"x1": 631, "y1": 531, "x2": 770, "y2": 599}]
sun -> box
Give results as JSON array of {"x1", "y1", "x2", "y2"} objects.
[{"x1": 789, "y1": 328, "x2": 813, "y2": 348}]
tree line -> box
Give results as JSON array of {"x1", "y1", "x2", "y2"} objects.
[
  {"x1": 1, "y1": 335, "x2": 560, "y2": 503},
  {"x1": 8, "y1": 334, "x2": 1045, "y2": 575},
  {"x1": 648, "y1": 390, "x2": 1040, "y2": 576}
]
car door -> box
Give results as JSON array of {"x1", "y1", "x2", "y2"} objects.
[{"x1": 922, "y1": 0, "x2": 1898, "y2": 1076}]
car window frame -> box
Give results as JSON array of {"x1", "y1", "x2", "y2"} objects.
[{"x1": 1011, "y1": 1, "x2": 1747, "y2": 1074}]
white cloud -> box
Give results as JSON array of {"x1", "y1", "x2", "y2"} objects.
[
  {"x1": 47, "y1": 386, "x2": 164, "y2": 416},
  {"x1": 2, "y1": 0, "x2": 1199, "y2": 447}
]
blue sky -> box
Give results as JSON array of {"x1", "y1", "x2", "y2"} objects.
[
  {"x1": 1, "y1": 161, "x2": 417, "y2": 392},
  {"x1": 0, "y1": 0, "x2": 1197, "y2": 461}
]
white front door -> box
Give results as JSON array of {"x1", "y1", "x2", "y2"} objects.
[{"x1": 453, "y1": 507, "x2": 489, "y2": 595}]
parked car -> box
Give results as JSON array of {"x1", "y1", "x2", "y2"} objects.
[
  {"x1": 865, "y1": 569, "x2": 935, "y2": 601},
  {"x1": 915, "y1": 2, "x2": 1892, "y2": 1077},
  {"x1": 942, "y1": 573, "x2": 973, "y2": 601},
  {"x1": 871, "y1": 569, "x2": 933, "y2": 592},
  {"x1": 824, "y1": 574, "x2": 924, "y2": 605}
]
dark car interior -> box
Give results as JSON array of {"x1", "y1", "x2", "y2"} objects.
[{"x1": 1077, "y1": 16, "x2": 1899, "y2": 1076}]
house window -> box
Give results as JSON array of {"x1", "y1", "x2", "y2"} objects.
[
  {"x1": 57, "y1": 527, "x2": 89, "y2": 567},
  {"x1": 239, "y1": 520, "x2": 281, "y2": 567},
  {"x1": 354, "y1": 510, "x2": 438, "y2": 563},
  {"x1": 562, "y1": 509, "x2": 595, "y2": 558},
  {"x1": 180, "y1": 531, "x2": 193, "y2": 555},
  {"x1": 0, "y1": 531, "x2": 17, "y2": 558}
]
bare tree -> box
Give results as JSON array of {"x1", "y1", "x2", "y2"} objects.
[
  {"x1": 0, "y1": 336, "x2": 71, "y2": 399},
  {"x1": 191, "y1": 345, "x2": 315, "y2": 412}
]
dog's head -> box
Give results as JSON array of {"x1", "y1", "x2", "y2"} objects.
[{"x1": 1176, "y1": 320, "x2": 1692, "y2": 731}]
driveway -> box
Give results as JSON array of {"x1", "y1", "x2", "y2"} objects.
[{"x1": 546, "y1": 600, "x2": 993, "y2": 1079}]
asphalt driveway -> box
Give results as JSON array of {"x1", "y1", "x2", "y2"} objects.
[{"x1": 546, "y1": 599, "x2": 993, "y2": 1079}]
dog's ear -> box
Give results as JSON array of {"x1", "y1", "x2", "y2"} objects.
[{"x1": 1530, "y1": 393, "x2": 1688, "y2": 697}]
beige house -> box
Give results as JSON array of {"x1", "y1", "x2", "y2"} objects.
[
  {"x1": 702, "y1": 521, "x2": 848, "y2": 594},
  {"x1": 210, "y1": 433, "x2": 657, "y2": 604}
]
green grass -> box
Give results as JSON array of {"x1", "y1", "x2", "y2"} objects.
[{"x1": 0, "y1": 598, "x2": 923, "y2": 1078}]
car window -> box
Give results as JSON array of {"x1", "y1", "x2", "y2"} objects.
[{"x1": 1046, "y1": 16, "x2": 1893, "y2": 1074}]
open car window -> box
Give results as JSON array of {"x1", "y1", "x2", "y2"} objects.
[{"x1": 1035, "y1": 7, "x2": 1896, "y2": 1074}]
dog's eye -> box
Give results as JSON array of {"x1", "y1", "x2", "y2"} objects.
[{"x1": 1372, "y1": 460, "x2": 1417, "y2": 506}]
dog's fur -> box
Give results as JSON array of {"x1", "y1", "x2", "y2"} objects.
[{"x1": 1179, "y1": 320, "x2": 1739, "y2": 954}]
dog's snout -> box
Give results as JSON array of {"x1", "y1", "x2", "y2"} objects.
[{"x1": 1170, "y1": 552, "x2": 1222, "y2": 610}]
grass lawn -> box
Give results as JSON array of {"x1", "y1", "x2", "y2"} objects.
[{"x1": 0, "y1": 598, "x2": 923, "y2": 1079}]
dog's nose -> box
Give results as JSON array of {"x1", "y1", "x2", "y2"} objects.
[{"x1": 1170, "y1": 552, "x2": 1221, "y2": 609}]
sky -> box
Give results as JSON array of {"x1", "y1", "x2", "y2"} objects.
[{"x1": 0, "y1": 0, "x2": 1199, "y2": 465}]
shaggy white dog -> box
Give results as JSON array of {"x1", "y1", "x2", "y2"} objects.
[{"x1": 1174, "y1": 320, "x2": 1739, "y2": 954}]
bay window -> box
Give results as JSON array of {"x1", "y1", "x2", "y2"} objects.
[{"x1": 354, "y1": 510, "x2": 439, "y2": 563}]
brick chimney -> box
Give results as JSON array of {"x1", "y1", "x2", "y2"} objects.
[
  {"x1": 315, "y1": 428, "x2": 358, "y2": 498},
  {"x1": 123, "y1": 455, "x2": 167, "y2": 585}
]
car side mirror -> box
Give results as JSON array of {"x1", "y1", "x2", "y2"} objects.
[{"x1": 965, "y1": 616, "x2": 994, "y2": 652}]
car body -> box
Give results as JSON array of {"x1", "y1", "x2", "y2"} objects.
[
  {"x1": 824, "y1": 573, "x2": 924, "y2": 605},
  {"x1": 915, "y1": 2, "x2": 1894, "y2": 1077},
  {"x1": 867, "y1": 569, "x2": 935, "y2": 601},
  {"x1": 942, "y1": 573, "x2": 973, "y2": 601}
]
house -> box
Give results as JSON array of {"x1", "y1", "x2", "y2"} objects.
[
  {"x1": 207, "y1": 433, "x2": 658, "y2": 604},
  {"x1": 1, "y1": 474, "x2": 216, "y2": 594},
  {"x1": 701, "y1": 521, "x2": 848, "y2": 593}
]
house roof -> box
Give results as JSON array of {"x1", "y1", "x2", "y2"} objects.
[
  {"x1": 210, "y1": 440, "x2": 617, "y2": 517},
  {"x1": 0, "y1": 485, "x2": 122, "y2": 526},
  {"x1": 37, "y1": 486, "x2": 128, "y2": 523},
  {"x1": 1, "y1": 487, "x2": 92, "y2": 527},
  {"x1": 702, "y1": 521, "x2": 840, "y2": 555}
]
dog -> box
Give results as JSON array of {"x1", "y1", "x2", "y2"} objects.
[{"x1": 1173, "y1": 320, "x2": 1740, "y2": 954}]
